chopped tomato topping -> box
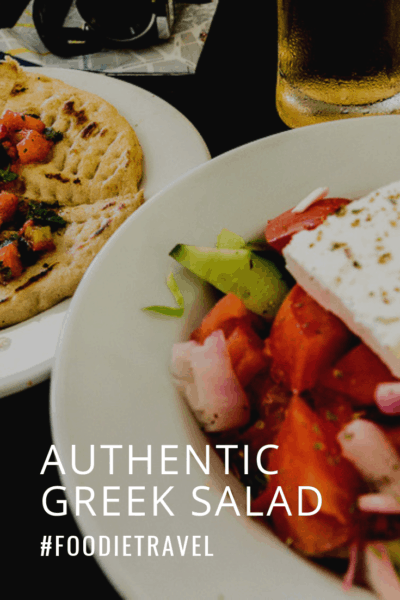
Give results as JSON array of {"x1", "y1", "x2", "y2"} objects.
[
  {"x1": 0, "y1": 124, "x2": 8, "y2": 140},
  {"x1": 265, "y1": 197, "x2": 351, "y2": 253},
  {"x1": 0, "y1": 191, "x2": 18, "y2": 226},
  {"x1": 0, "y1": 110, "x2": 45, "y2": 134},
  {"x1": 20, "y1": 220, "x2": 55, "y2": 252},
  {"x1": 1, "y1": 140, "x2": 18, "y2": 162},
  {"x1": 16, "y1": 130, "x2": 53, "y2": 164},
  {"x1": 19, "y1": 218, "x2": 34, "y2": 236},
  {"x1": 0, "y1": 241, "x2": 23, "y2": 279},
  {"x1": 268, "y1": 284, "x2": 354, "y2": 393},
  {"x1": 12, "y1": 130, "x2": 28, "y2": 145}
]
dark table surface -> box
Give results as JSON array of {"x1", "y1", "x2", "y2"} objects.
[{"x1": 7, "y1": 1, "x2": 289, "y2": 597}]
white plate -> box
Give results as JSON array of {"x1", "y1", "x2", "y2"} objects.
[
  {"x1": 51, "y1": 116, "x2": 400, "y2": 600},
  {"x1": 0, "y1": 67, "x2": 210, "y2": 398}
]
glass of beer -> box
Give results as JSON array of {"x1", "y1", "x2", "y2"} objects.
[{"x1": 276, "y1": 0, "x2": 400, "y2": 127}]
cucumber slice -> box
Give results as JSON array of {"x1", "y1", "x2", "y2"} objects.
[{"x1": 170, "y1": 244, "x2": 288, "y2": 318}]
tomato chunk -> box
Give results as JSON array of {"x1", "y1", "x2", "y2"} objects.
[
  {"x1": 0, "y1": 110, "x2": 45, "y2": 134},
  {"x1": 190, "y1": 292, "x2": 266, "y2": 344},
  {"x1": 0, "y1": 241, "x2": 23, "y2": 280},
  {"x1": 265, "y1": 197, "x2": 351, "y2": 253},
  {"x1": 0, "y1": 191, "x2": 18, "y2": 226},
  {"x1": 319, "y1": 343, "x2": 398, "y2": 406},
  {"x1": 16, "y1": 129, "x2": 53, "y2": 164},
  {"x1": 252, "y1": 394, "x2": 362, "y2": 555},
  {"x1": 268, "y1": 284, "x2": 354, "y2": 393},
  {"x1": 190, "y1": 293, "x2": 269, "y2": 387},
  {"x1": 212, "y1": 375, "x2": 290, "y2": 494},
  {"x1": 243, "y1": 375, "x2": 291, "y2": 465},
  {"x1": 310, "y1": 386, "x2": 356, "y2": 431},
  {"x1": 226, "y1": 323, "x2": 269, "y2": 387}
]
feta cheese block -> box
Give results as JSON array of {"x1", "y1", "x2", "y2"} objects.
[{"x1": 283, "y1": 180, "x2": 400, "y2": 377}]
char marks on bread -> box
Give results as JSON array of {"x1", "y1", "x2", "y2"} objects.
[
  {"x1": 0, "y1": 58, "x2": 143, "y2": 206},
  {"x1": 0, "y1": 191, "x2": 144, "y2": 328},
  {"x1": 0, "y1": 58, "x2": 145, "y2": 328}
]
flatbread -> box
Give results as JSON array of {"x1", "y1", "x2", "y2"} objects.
[
  {"x1": 0, "y1": 59, "x2": 146, "y2": 328},
  {"x1": 0, "y1": 58, "x2": 143, "y2": 206},
  {"x1": 0, "y1": 191, "x2": 144, "y2": 328}
]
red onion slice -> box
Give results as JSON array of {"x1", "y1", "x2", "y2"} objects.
[
  {"x1": 375, "y1": 382, "x2": 400, "y2": 415},
  {"x1": 171, "y1": 340, "x2": 199, "y2": 381},
  {"x1": 342, "y1": 542, "x2": 359, "y2": 591},
  {"x1": 359, "y1": 493, "x2": 400, "y2": 514},
  {"x1": 338, "y1": 420, "x2": 400, "y2": 492},
  {"x1": 365, "y1": 543, "x2": 400, "y2": 599},
  {"x1": 172, "y1": 331, "x2": 250, "y2": 432}
]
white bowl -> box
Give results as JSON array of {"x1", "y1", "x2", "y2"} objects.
[{"x1": 51, "y1": 116, "x2": 400, "y2": 600}]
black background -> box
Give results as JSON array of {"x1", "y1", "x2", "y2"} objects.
[{"x1": 7, "y1": 1, "x2": 288, "y2": 597}]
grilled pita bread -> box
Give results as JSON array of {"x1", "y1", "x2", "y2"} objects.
[
  {"x1": 0, "y1": 191, "x2": 144, "y2": 328},
  {"x1": 0, "y1": 58, "x2": 146, "y2": 327},
  {"x1": 0, "y1": 58, "x2": 143, "y2": 206}
]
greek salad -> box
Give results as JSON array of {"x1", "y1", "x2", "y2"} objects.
[{"x1": 153, "y1": 181, "x2": 400, "y2": 596}]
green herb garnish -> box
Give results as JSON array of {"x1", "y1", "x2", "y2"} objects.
[
  {"x1": 0, "y1": 261, "x2": 13, "y2": 283},
  {"x1": 326, "y1": 410, "x2": 338, "y2": 422},
  {"x1": 27, "y1": 202, "x2": 67, "y2": 230},
  {"x1": 43, "y1": 127, "x2": 63, "y2": 143},
  {"x1": 0, "y1": 235, "x2": 19, "y2": 251},
  {"x1": 0, "y1": 165, "x2": 18, "y2": 183}
]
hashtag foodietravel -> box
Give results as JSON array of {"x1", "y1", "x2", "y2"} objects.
[{"x1": 41, "y1": 534, "x2": 213, "y2": 557}]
